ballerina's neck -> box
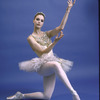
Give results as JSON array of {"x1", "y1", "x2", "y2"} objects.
[{"x1": 32, "y1": 31, "x2": 44, "y2": 37}]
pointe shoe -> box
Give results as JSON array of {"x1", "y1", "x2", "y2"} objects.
[
  {"x1": 72, "y1": 91, "x2": 80, "y2": 100},
  {"x1": 6, "y1": 91, "x2": 24, "y2": 100}
]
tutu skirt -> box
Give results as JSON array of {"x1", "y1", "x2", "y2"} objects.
[{"x1": 19, "y1": 52, "x2": 73, "y2": 72}]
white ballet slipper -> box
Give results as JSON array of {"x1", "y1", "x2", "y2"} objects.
[{"x1": 6, "y1": 91, "x2": 24, "y2": 100}]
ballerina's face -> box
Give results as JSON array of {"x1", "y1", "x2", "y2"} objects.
[{"x1": 33, "y1": 15, "x2": 44, "y2": 29}]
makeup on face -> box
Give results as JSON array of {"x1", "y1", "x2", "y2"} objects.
[
  {"x1": 36, "y1": 18, "x2": 44, "y2": 22},
  {"x1": 33, "y1": 15, "x2": 44, "y2": 29}
]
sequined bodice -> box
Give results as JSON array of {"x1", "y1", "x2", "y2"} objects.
[{"x1": 32, "y1": 32, "x2": 52, "y2": 47}]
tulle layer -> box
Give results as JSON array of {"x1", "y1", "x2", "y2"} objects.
[{"x1": 19, "y1": 53, "x2": 73, "y2": 72}]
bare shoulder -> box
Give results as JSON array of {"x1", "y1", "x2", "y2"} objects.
[
  {"x1": 27, "y1": 35, "x2": 35, "y2": 40},
  {"x1": 27, "y1": 35, "x2": 32, "y2": 39},
  {"x1": 27, "y1": 35, "x2": 37, "y2": 45}
]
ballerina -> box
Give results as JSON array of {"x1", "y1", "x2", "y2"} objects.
[{"x1": 7, "y1": 0, "x2": 80, "y2": 100}]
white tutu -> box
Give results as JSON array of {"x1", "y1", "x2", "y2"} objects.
[{"x1": 19, "y1": 50, "x2": 73, "y2": 72}]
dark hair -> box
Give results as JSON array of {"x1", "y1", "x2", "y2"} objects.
[{"x1": 34, "y1": 12, "x2": 45, "y2": 20}]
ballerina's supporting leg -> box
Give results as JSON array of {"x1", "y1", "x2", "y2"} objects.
[
  {"x1": 23, "y1": 74, "x2": 56, "y2": 100},
  {"x1": 7, "y1": 74, "x2": 55, "y2": 100}
]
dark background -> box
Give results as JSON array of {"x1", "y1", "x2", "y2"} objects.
[{"x1": 0, "y1": 0, "x2": 99, "y2": 100}]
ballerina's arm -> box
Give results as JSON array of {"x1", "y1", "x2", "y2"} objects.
[
  {"x1": 27, "y1": 31, "x2": 64, "y2": 56},
  {"x1": 46, "y1": 0, "x2": 76, "y2": 38}
]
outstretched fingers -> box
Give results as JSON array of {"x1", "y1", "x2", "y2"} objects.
[
  {"x1": 73, "y1": 0, "x2": 76, "y2": 5},
  {"x1": 67, "y1": 0, "x2": 72, "y2": 4},
  {"x1": 67, "y1": 0, "x2": 76, "y2": 6}
]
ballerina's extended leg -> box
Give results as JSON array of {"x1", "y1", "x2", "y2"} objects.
[{"x1": 38, "y1": 61, "x2": 80, "y2": 100}]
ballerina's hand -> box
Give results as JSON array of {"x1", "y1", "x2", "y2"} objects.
[
  {"x1": 67, "y1": 0, "x2": 76, "y2": 8},
  {"x1": 54, "y1": 31, "x2": 64, "y2": 42}
]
